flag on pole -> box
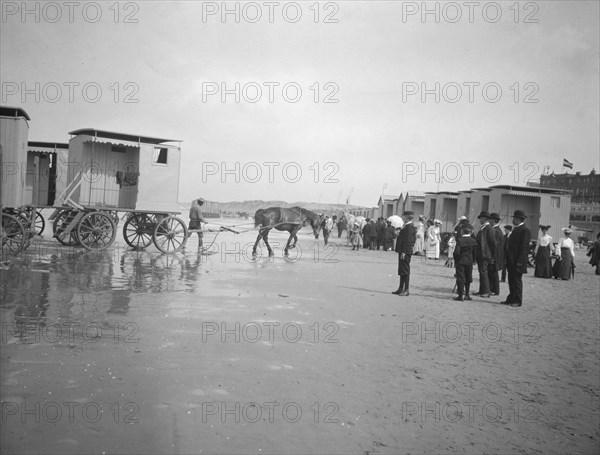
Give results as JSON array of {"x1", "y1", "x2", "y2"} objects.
[{"x1": 563, "y1": 159, "x2": 573, "y2": 169}]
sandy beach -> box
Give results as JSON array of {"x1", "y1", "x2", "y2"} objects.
[{"x1": 1, "y1": 215, "x2": 599, "y2": 454}]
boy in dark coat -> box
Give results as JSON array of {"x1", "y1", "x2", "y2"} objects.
[
  {"x1": 453, "y1": 226, "x2": 478, "y2": 301},
  {"x1": 488, "y1": 213, "x2": 505, "y2": 295}
]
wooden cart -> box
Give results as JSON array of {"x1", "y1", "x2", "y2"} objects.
[
  {"x1": 52, "y1": 128, "x2": 188, "y2": 253},
  {"x1": 1, "y1": 106, "x2": 35, "y2": 257}
]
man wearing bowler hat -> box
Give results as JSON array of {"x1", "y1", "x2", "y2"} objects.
[
  {"x1": 503, "y1": 209, "x2": 531, "y2": 307},
  {"x1": 392, "y1": 211, "x2": 417, "y2": 297},
  {"x1": 488, "y1": 213, "x2": 505, "y2": 295},
  {"x1": 474, "y1": 211, "x2": 496, "y2": 298}
]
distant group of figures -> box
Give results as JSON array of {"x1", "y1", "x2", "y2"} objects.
[
  {"x1": 320, "y1": 215, "x2": 398, "y2": 251},
  {"x1": 534, "y1": 225, "x2": 600, "y2": 279}
]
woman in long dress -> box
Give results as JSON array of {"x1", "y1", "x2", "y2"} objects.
[
  {"x1": 553, "y1": 228, "x2": 575, "y2": 280},
  {"x1": 413, "y1": 216, "x2": 425, "y2": 255},
  {"x1": 425, "y1": 219, "x2": 441, "y2": 259},
  {"x1": 534, "y1": 225, "x2": 553, "y2": 278}
]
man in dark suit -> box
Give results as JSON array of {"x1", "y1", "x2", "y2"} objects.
[
  {"x1": 392, "y1": 211, "x2": 417, "y2": 297},
  {"x1": 501, "y1": 225, "x2": 512, "y2": 282},
  {"x1": 503, "y1": 210, "x2": 531, "y2": 307},
  {"x1": 474, "y1": 211, "x2": 496, "y2": 298},
  {"x1": 488, "y1": 213, "x2": 505, "y2": 295}
]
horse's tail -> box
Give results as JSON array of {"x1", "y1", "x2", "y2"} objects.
[{"x1": 254, "y1": 209, "x2": 265, "y2": 229}]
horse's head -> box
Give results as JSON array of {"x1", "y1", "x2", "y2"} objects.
[{"x1": 303, "y1": 210, "x2": 322, "y2": 239}]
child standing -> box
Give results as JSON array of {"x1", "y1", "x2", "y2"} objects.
[
  {"x1": 350, "y1": 222, "x2": 362, "y2": 251},
  {"x1": 445, "y1": 234, "x2": 456, "y2": 267},
  {"x1": 453, "y1": 227, "x2": 478, "y2": 301}
]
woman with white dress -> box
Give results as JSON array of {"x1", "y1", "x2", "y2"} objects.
[
  {"x1": 425, "y1": 219, "x2": 441, "y2": 259},
  {"x1": 553, "y1": 228, "x2": 575, "y2": 280},
  {"x1": 534, "y1": 225, "x2": 553, "y2": 278},
  {"x1": 413, "y1": 215, "x2": 425, "y2": 255}
]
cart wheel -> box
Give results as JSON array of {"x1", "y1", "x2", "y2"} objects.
[
  {"x1": 53, "y1": 210, "x2": 80, "y2": 246},
  {"x1": 34, "y1": 211, "x2": 45, "y2": 235},
  {"x1": 77, "y1": 211, "x2": 116, "y2": 250},
  {"x1": 153, "y1": 216, "x2": 187, "y2": 254},
  {"x1": 1, "y1": 213, "x2": 26, "y2": 258},
  {"x1": 123, "y1": 213, "x2": 155, "y2": 249}
]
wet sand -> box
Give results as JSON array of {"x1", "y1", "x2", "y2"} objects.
[{"x1": 1, "y1": 214, "x2": 599, "y2": 454}]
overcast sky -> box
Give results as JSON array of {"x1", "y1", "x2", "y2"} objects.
[{"x1": 2, "y1": 1, "x2": 598, "y2": 207}]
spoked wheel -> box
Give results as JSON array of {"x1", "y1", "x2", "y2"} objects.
[
  {"x1": 33, "y1": 211, "x2": 45, "y2": 235},
  {"x1": 77, "y1": 212, "x2": 116, "y2": 250},
  {"x1": 153, "y1": 216, "x2": 187, "y2": 254},
  {"x1": 16, "y1": 209, "x2": 44, "y2": 236},
  {"x1": 53, "y1": 210, "x2": 80, "y2": 246},
  {"x1": 1, "y1": 213, "x2": 26, "y2": 258},
  {"x1": 123, "y1": 213, "x2": 155, "y2": 249}
]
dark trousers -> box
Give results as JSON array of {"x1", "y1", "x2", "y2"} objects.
[
  {"x1": 369, "y1": 237, "x2": 376, "y2": 250},
  {"x1": 477, "y1": 259, "x2": 491, "y2": 294},
  {"x1": 488, "y1": 263, "x2": 499, "y2": 294},
  {"x1": 507, "y1": 267, "x2": 523, "y2": 304},
  {"x1": 323, "y1": 229, "x2": 330, "y2": 245},
  {"x1": 501, "y1": 266, "x2": 507, "y2": 281},
  {"x1": 398, "y1": 254, "x2": 412, "y2": 291},
  {"x1": 455, "y1": 263, "x2": 473, "y2": 296}
]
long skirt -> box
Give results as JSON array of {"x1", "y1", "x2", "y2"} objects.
[
  {"x1": 425, "y1": 240, "x2": 439, "y2": 259},
  {"x1": 534, "y1": 245, "x2": 552, "y2": 278},
  {"x1": 553, "y1": 248, "x2": 573, "y2": 280},
  {"x1": 413, "y1": 235, "x2": 424, "y2": 254}
]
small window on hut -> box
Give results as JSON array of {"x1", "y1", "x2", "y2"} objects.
[
  {"x1": 112, "y1": 145, "x2": 127, "y2": 153},
  {"x1": 153, "y1": 147, "x2": 168, "y2": 165},
  {"x1": 550, "y1": 196, "x2": 560, "y2": 208}
]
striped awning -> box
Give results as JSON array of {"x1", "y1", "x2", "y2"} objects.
[
  {"x1": 507, "y1": 190, "x2": 544, "y2": 197},
  {"x1": 83, "y1": 138, "x2": 140, "y2": 149}
]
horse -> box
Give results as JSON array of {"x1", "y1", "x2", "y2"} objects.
[
  {"x1": 253, "y1": 207, "x2": 322, "y2": 256},
  {"x1": 341, "y1": 212, "x2": 366, "y2": 245}
]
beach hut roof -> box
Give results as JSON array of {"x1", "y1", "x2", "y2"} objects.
[
  {"x1": 28, "y1": 141, "x2": 68, "y2": 151},
  {"x1": 488, "y1": 184, "x2": 571, "y2": 196},
  {"x1": 0, "y1": 105, "x2": 30, "y2": 120},
  {"x1": 69, "y1": 128, "x2": 181, "y2": 145}
]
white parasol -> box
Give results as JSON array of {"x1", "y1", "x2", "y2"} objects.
[{"x1": 387, "y1": 215, "x2": 404, "y2": 229}]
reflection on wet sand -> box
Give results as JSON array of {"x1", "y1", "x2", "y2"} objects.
[{"x1": 0, "y1": 248, "x2": 211, "y2": 345}]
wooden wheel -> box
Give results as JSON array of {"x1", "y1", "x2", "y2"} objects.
[
  {"x1": 153, "y1": 216, "x2": 187, "y2": 254},
  {"x1": 1, "y1": 213, "x2": 26, "y2": 258},
  {"x1": 77, "y1": 211, "x2": 116, "y2": 250},
  {"x1": 16, "y1": 208, "x2": 44, "y2": 237},
  {"x1": 33, "y1": 211, "x2": 45, "y2": 235},
  {"x1": 53, "y1": 210, "x2": 80, "y2": 246},
  {"x1": 123, "y1": 213, "x2": 155, "y2": 249}
]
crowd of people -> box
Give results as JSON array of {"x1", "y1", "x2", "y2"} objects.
[{"x1": 318, "y1": 208, "x2": 599, "y2": 307}]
